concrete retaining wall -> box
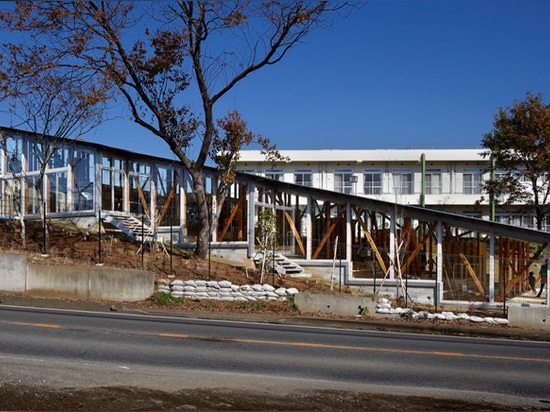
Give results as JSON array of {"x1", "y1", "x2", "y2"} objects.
[
  {"x1": 0, "y1": 253, "x2": 27, "y2": 292},
  {"x1": 294, "y1": 292, "x2": 378, "y2": 317},
  {"x1": 0, "y1": 252, "x2": 154, "y2": 301},
  {"x1": 508, "y1": 305, "x2": 550, "y2": 331},
  {"x1": 26, "y1": 264, "x2": 154, "y2": 301}
]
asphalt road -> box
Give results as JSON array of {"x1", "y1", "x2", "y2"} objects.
[{"x1": 1, "y1": 305, "x2": 550, "y2": 409}]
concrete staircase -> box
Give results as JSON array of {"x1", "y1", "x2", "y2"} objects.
[
  {"x1": 254, "y1": 252, "x2": 311, "y2": 278},
  {"x1": 103, "y1": 213, "x2": 155, "y2": 242}
]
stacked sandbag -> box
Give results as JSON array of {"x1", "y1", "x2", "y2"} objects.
[
  {"x1": 157, "y1": 279, "x2": 299, "y2": 302},
  {"x1": 375, "y1": 298, "x2": 509, "y2": 325}
]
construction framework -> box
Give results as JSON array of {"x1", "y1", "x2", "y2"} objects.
[{"x1": 1, "y1": 126, "x2": 549, "y2": 307}]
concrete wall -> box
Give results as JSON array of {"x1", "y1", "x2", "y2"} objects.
[
  {"x1": 295, "y1": 292, "x2": 378, "y2": 317},
  {"x1": 0, "y1": 253, "x2": 27, "y2": 292},
  {"x1": 508, "y1": 305, "x2": 550, "y2": 331},
  {"x1": 0, "y1": 252, "x2": 154, "y2": 302},
  {"x1": 26, "y1": 264, "x2": 154, "y2": 301},
  {"x1": 365, "y1": 284, "x2": 436, "y2": 305}
]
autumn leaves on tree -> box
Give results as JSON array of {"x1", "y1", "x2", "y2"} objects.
[{"x1": 0, "y1": 1, "x2": 352, "y2": 258}]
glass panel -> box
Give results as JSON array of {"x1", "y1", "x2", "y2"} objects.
[
  {"x1": 46, "y1": 171, "x2": 68, "y2": 213},
  {"x1": 463, "y1": 169, "x2": 481, "y2": 194},
  {"x1": 363, "y1": 171, "x2": 382, "y2": 195},
  {"x1": 24, "y1": 174, "x2": 41, "y2": 215},
  {"x1": 393, "y1": 170, "x2": 413, "y2": 194},
  {"x1": 265, "y1": 170, "x2": 283, "y2": 181},
  {"x1": 113, "y1": 170, "x2": 123, "y2": 211},
  {"x1": 130, "y1": 174, "x2": 150, "y2": 215},
  {"x1": 73, "y1": 150, "x2": 95, "y2": 211},
  {"x1": 26, "y1": 140, "x2": 44, "y2": 172},
  {"x1": 156, "y1": 166, "x2": 179, "y2": 226},
  {"x1": 1, "y1": 177, "x2": 19, "y2": 216},
  {"x1": 425, "y1": 169, "x2": 441, "y2": 195},
  {"x1": 6, "y1": 135, "x2": 23, "y2": 174},
  {"x1": 294, "y1": 170, "x2": 312, "y2": 187},
  {"x1": 440, "y1": 225, "x2": 490, "y2": 303},
  {"x1": 101, "y1": 156, "x2": 124, "y2": 211},
  {"x1": 334, "y1": 170, "x2": 353, "y2": 194},
  {"x1": 48, "y1": 147, "x2": 69, "y2": 169}
]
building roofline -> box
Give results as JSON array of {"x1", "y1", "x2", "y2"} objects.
[
  {"x1": 237, "y1": 148, "x2": 489, "y2": 163},
  {"x1": 0, "y1": 125, "x2": 219, "y2": 174}
]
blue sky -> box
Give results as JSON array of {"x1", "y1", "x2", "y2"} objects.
[{"x1": 3, "y1": 0, "x2": 550, "y2": 160}]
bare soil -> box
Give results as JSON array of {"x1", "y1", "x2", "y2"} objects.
[
  {"x1": 0, "y1": 218, "x2": 324, "y2": 314},
  {"x1": 0, "y1": 218, "x2": 544, "y2": 411},
  {"x1": 2, "y1": 384, "x2": 530, "y2": 411},
  {"x1": 0, "y1": 218, "x2": 515, "y2": 320}
]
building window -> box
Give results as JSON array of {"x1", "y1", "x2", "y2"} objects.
[
  {"x1": 48, "y1": 147, "x2": 69, "y2": 169},
  {"x1": 463, "y1": 169, "x2": 481, "y2": 194},
  {"x1": 334, "y1": 170, "x2": 354, "y2": 194},
  {"x1": 72, "y1": 150, "x2": 95, "y2": 211},
  {"x1": 129, "y1": 161, "x2": 151, "y2": 215},
  {"x1": 46, "y1": 170, "x2": 68, "y2": 213},
  {"x1": 393, "y1": 170, "x2": 413, "y2": 195},
  {"x1": 5, "y1": 135, "x2": 23, "y2": 175},
  {"x1": 294, "y1": 170, "x2": 312, "y2": 187},
  {"x1": 265, "y1": 169, "x2": 283, "y2": 181},
  {"x1": 24, "y1": 175, "x2": 40, "y2": 215},
  {"x1": 425, "y1": 169, "x2": 441, "y2": 195},
  {"x1": 363, "y1": 170, "x2": 382, "y2": 195},
  {"x1": 101, "y1": 156, "x2": 125, "y2": 211}
]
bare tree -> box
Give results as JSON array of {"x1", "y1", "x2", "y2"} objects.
[
  {"x1": 0, "y1": 1, "x2": 354, "y2": 258},
  {"x1": 0, "y1": 44, "x2": 107, "y2": 250}
]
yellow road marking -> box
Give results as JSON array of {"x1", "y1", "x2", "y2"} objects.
[
  {"x1": 159, "y1": 333, "x2": 550, "y2": 363},
  {"x1": 3, "y1": 320, "x2": 548, "y2": 363},
  {"x1": 158, "y1": 333, "x2": 190, "y2": 338},
  {"x1": 6, "y1": 321, "x2": 62, "y2": 329}
]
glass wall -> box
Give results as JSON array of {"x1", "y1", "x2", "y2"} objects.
[
  {"x1": 493, "y1": 235, "x2": 544, "y2": 303},
  {"x1": 46, "y1": 170, "x2": 68, "y2": 213},
  {"x1": 217, "y1": 180, "x2": 247, "y2": 242},
  {"x1": 155, "y1": 165, "x2": 179, "y2": 227},
  {"x1": 440, "y1": 224, "x2": 490, "y2": 303},
  {"x1": 101, "y1": 156, "x2": 124, "y2": 211},
  {"x1": 1, "y1": 177, "x2": 19, "y2": 217},
  {"x1": 72, "y1": 149, "x2": 95, "y2": 211},
  {"x1": 129, "y1": 161, "x2": 151, "y2": 217},
  {"x1": 24, "y1": 175, "x2": 40, "y2": 215}
]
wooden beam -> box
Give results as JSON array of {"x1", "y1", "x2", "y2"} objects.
[
  {"x1": 156, "y1": 185, "x2": 176, "y2": 225},
  {"x1": 444, "y1": 224, "x2": 486, "y2": 296},
  {"x1": 218, "y1": 202, "x2": 240, "y2": 240},
  {"x1": 134, "y1": 178, "x2": 150, "y2": 218},
  {"x1": 355, "y1": 210, "x2": 387, "y2": 275},
  {"x1": 312, "y1": 211, "x2": 342, "y2": 260},
  {"x1": 400, "y1": 222, "x2": 436, "y2": 275},
  {"x1": 284, "y1": 210, "x2": 306, "y2": 257},
  {"x1": 458, "y1": 251, "x2": 486, "y2": 296}
]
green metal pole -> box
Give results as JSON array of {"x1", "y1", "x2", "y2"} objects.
[
  {"x1": 490, "y1": 154, "x2": 496, "y2": 222},
  {"x1": 420, "y1": 153, "x2": 426, "y2": 207}
]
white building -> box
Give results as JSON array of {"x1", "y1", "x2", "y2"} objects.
[{"x1": 236, "y1": 148, "x2": 539, "y2": 229}]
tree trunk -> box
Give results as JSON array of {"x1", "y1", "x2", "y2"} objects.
[
  {"x1": 18, "y1": 211, "x2": 26, "y2": 249},
  {"x1": 535, "y1": 206, "x2": 543, "y2": 231},
  {"x1": 190, "y1": 168, "x2": 209, "y2": 259},
  {"x1": 37, "y1": 172, "x2": 49, "y2": 254}
]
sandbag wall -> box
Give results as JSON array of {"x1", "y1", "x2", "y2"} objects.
[{"x1": 157, "y1": 279, "x2": 299, "y2": 302}]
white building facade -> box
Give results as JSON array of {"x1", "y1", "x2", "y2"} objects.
[{"x1": 236, "y1": 149, "x2": 540, "y2": 230}]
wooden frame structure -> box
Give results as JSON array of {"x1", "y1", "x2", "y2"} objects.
[{"x1": 1, "y1": 126, "x2": 549, "y2": 307}]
